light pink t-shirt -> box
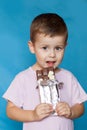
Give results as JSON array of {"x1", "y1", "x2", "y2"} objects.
[{"x1": 3, "y1": 67, "x2": 87, "y2": 130}]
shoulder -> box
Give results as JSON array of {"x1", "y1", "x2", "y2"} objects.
[
  {"x1": 58, "y1": 68, "x2": 75, "y2": 77},
  {"x1": 14, "y1": 67, "x2": 35, "y2": 80},
  {"x1": 56, "y1": 68, "x2": 78, "y2": 83}
]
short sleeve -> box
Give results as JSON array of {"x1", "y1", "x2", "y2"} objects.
[
  {"x1": 3, "y1": 74, "x2": 24, "y2": 107},
  {"x1": 71, "y1": 75, "x2": 87, "y2": 105}
]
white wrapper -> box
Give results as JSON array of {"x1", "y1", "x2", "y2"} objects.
[{"x1": 36, "y1": 67, "x2": 61, "y2": 115}]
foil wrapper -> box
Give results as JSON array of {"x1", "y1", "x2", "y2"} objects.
[{"x1": 36, "y1": 67, "x2": 62, "y2": 114}]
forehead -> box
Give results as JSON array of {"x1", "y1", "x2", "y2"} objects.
[{"x1": 35, "y1": 34, "x2": 66, "y2": 45}]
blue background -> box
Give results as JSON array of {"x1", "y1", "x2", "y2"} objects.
[{"x1": 0, "y1": 0, "x2": 87, "y2": 130}]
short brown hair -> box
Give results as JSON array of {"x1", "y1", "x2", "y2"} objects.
[{"x1": 30, "y1": 13, "x2": 68, "y2": 43}]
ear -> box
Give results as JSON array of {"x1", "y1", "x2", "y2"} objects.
[{"x1": 28, "y1": 41, "x2": 35, "y2": 54}]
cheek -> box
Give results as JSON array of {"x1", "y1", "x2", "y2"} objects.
[
  {"x1": 57, "y1": 52, "x2": 64, "y2": 57},
  {"x1": 37, "y1": 50, "x2": 46, "y2": 57},
  {"x1": 57, "y1": 52, "x2": 64, "y2": 61},
  {"x1": 36, "y1": 52, "x2": 44, "y2": 60}
]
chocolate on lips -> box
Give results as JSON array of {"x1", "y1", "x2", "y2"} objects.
[{"x1": 36, "y1": 67, "x2": 63, "y2": 114}]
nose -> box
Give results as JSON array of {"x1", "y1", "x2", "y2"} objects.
[{"x1": 49, "y1": 49, "x2": 56, "y2": 58}]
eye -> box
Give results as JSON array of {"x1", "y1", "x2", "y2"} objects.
[
  {"x1": 42, "y1": 46, "x2": 47, "y2": 50},
  {"x1": 55, "y1": 47, "x2": 62, "y2": 51}
]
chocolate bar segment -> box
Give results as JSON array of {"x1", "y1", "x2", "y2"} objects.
[{"x1": 36, "y1": 67, "x2": 61, "y2": 113}]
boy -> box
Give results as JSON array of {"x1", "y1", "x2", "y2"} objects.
[{"x1": 3, "y1": 13, "x2": 87, "y2": 130}]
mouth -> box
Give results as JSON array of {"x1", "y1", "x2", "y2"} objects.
[{"x1": 46, "y1": 61, "x2": 56, "y2": 67}]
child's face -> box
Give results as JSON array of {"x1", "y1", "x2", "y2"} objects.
[{"x1": 29, "y1": 34, "x2": 66, "y2": 70}]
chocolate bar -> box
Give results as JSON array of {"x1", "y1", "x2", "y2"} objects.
[{"x1": 36, "y1": 67, "x2": 62, "y2": 114}]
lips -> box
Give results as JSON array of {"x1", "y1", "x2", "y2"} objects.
[{"x1": 46, "y1": 61, "x2": 56, "y2": 67}]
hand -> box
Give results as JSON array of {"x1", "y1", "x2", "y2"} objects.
[
  {"x1": 55, "y1": 102, "x2": 72, "y2": 118},
  {"x1": 33, "y1": 103, "x2": 53, "y2": 121}
]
